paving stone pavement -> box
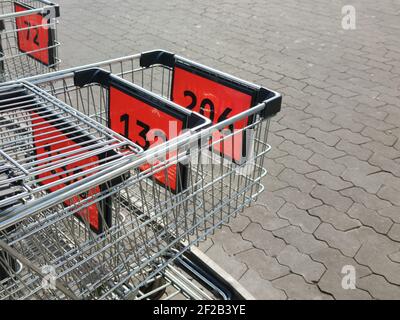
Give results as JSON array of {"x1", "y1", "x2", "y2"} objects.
[{"x1": 56, "y1": 0, "x2": 400, "y2": 299}]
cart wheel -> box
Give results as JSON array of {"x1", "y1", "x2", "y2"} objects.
[{"x1": 140, "y1": 276, "x2": 167, "y2": 300}]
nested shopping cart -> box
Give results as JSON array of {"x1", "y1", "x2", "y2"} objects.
[
  {"x1": 0, "y1": 50, "x2": 282, "y2": 300},
  {"x1": 0, "y1": 0, "x2": 60, "y2": 82}
]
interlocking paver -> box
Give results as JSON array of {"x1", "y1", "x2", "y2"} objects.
[
  {"x1": 281, "y1": 114, "x2": 310, "y2": 132},
  {"x1": 388, "y1": 251, "x2": 400, "y2": 263},
  {"x1": 275, "y1": 129, "x2": 314, "y2": 146},
  {"x1": 308, "y1": 153, "x2": 346, "y2": 176},
  {"x1": 306, "y1": 170, "x2": 352, "y2": 191},
  {"x1": 277, "y1": 203, "x2": 320, "y2": 234},
  {"x1": 274, "y1": 187, "x2": 322, "y2": 210},
  {"x1": 211, "y1": 226, "x2": 252, "y2": 255},
  {"x1": 332, "y1": 129, "x2": 371, "y2": 145},
  {"x1": 377, "y1": 186, "x2": 400, "y2": 206},
  {"x1": 278, "y1": 168, "x2": 317, "y2": 193},
  {"x1": 314, "y1": 223, "x2": 362, "y2": 258},
  {"x1": 388, "y1": 224, "x2": 400, "y2": 242},
  {"x1": 347, "y1": 203, "x2": 393, "y2": 234},
  {"x1": 361, "y1": 127, "x2": 397, "y2": 147},
  {"x1": 278, "y1": 141, "x2": 313, "y2": 161},
  {"x1": 355, "y1": 229, "x2": 400, "y2": 286},
  {"x1": 236, "y1": 249, "x2": 290, "y2": 281},
  {"x1": 311, "y1": 247, "x2": 372, "y2": 300},
  {"x1": 365, "y1": 142, "x2": 400, "y2": 160},
  {"x1": 335, "y1": 140, "x2": 372, "y2": 161},
  {"x1": 277, "y1": 246, "x2": 325, "y2": 283},
  {"x1": 273, "y1": 225, "x2": 328, "y2": 255},
  {"x1": 309, "y1": 205, "x2": 361, "y2": 232},
  {"x1": 205, "y1": 245, "x2": 248, "y2": 280},
  {"x1": 239, "y1": 269, "x2": 287, "y2": 300},
  {"x1": 264, "y1": 159, "x2": 285, "y2": 177},
  {"x1": 253, "y1": 193, "x2": 285, "y2": 215},
  {"x1": 306, "y1": 128, "x2": 340, "y2": 147},
  {"x1": 340, "y1": 187, "x2": 392, "y2": 211},
  {"x1": 272, "y1": 274, "x2": 332, "y2": 300},
  {"x1": 335, "y1": 155, "x2": 380, "y2": 174},
  {"x1": 379, "y1": 206, "x2": 400, "y2": 224},
  {"x1": 332, "y1": 115, "x2": 365, "y2": 133},
  {"x1": 358, "y1": 274, "x2": 400, "y2": 300},
  {"x1": 311, "y1": 186, "x2": 353, "y2": 212},
  {"x1": 246, "y1": 204, "x2": 290, "y2": 231},
  {"x1": 304, "y1": 140, "x2": 345, "y2": 159},
  {"x1": 58, "y1": 0, "x2": 400, "y2": 299},
  {"x1": 198, "y1": 238, "x2": 214, "y2": 253},
  {"x1": 227, "y1": 214, "x2": 251, "y2": 233},
  {"x1": 242, "y1": 223, "x2": 286, "y2": 257},
  {"x1": 263, "y1": 175, "x2": 289, "y2": 192},
  {"x1": 304, "y1": 118, "x2": 340, "y2": 133},
  {"x1": 276, "y1": 156, "x2": 319, "y2": 175},
  {"x1": 341, "y1": 170, "x2": 383, "y2": 194}
]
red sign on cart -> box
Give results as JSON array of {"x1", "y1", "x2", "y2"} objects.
[
  {"x1": 14, "y1": 2, "x2": 56, "y2": 66},
  {"x1": 109, "y1": 86, "x2": 186, "y2": 193},
  {"x1": 172, "y1": 63, "x2": 257, "y2": 163},
  {"x1": 31, "y1": 110, "x2": 110, "y2": 234}
]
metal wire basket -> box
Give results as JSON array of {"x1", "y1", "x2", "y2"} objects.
[
  {"x1": 0, "y1": 50, "x2": 281, "y2": 300},
  {"x1": 0, "y1": 0, "x2": 60, "y2": 82}
]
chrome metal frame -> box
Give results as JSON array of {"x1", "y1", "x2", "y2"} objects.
[
  {"x1": 0, "y1": 51, "x2": 281, "y2": 300},
  {"x1": 0, "y1": 0, "x2": 60, "y2": 82}
]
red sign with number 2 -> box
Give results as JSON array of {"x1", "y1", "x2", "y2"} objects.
[{"x1": 15, "y1": 3, "x2": 52, "y2": 66}]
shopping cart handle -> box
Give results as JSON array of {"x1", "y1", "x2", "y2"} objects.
[
  {"x1": 258, "y1": 87, "x2": 282, "y2": 119},
  {"x1": 140, "y1": 50, "x2": 175, "y2": 68},
  {"x1": 74, "y1": 68, "x2": 111, "y2": 88},
  {"x1": 37, "y1": 0, "x2": 61, "y2": 17},
  {"x1": 73, "y1": 68, "x2": 211, "y2": 131}
]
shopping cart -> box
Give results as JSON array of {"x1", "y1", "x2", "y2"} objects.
[
  {"x1": 0, "y1": 50, "x2": 281, "y2": 300},
  {"x1": 0, "y1": 0, "x2": 60, "y2": 82}
]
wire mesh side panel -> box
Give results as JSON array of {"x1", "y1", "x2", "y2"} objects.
[
  {"x1": 0, "y1": 53, "x2": 279, "y2": 299},
  {"x1": 0, "y1": 81, "x2": 139, "y2": 212},
  {"x1": 0, "y1": 61, "x2": 274, "y2": 299},
  {"x1": 0, "y1": 0, "x2": 60, "y2": 82},
  {"x1": 0, "y1": 110, "x2": 271, "y2": 300},
  {"x1": 0, "y1": 81, "x2": 143, "y2": 299}
]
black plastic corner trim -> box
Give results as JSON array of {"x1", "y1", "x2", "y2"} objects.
[
  {"x1": 258, "y1": 87, "x2": 282, "y2": 119},
  {"x1": 73, "y1": 68, "x2": 111, "y2": 88},
  {"x1": 140, "y1": 50, "x2": 175, "y2": 68},
  {"x1": 42, "y1": 5, "x2": 60, "y2": 19},
  {"x1": 187, "y1": 113, "x2": 211, "y2": 130},
  {"x1": 52, "y1": 4, "x2": 60, "y2": 18}
]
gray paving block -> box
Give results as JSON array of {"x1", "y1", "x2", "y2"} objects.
[
  {"x1": 236, "y1": 249, "x2": 290, "y2": 281},
  {"x1": 239, "y1": 269, "x2": 287, "y2": 300},
  {"x1": 311, "y1": 186, "x2": 353, "y2": 212},
  {"x1": 246, "y1": 204, "x2": 290, "y2": 231},
  {"x1": 309, "y1": 205, "x2": 362, "y2": 231},
  {"x1": 347, "y1": 203, "x2": 393, "y2": 234},
  {"x1": 358, "y1": 274, "x2": 400, "y2": 300},
  {"x1": 273, "y1": 225, "x2": 328, "y2": 255},
  {"x1": 272, "y1": 274, "x2": 333, "y2": 300},
  {"x1": 277, "y1": 203, "x2": 321, "y2": 233},
  {"x1": 242, "y1": 223, "x2": 286, "y2": 257},
  {"x1": 314, "y1": 223, "x2": 362, "y2": 258},
  {"x1": 277, "y1": 245, "x2": 325, "y2": 283}
]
